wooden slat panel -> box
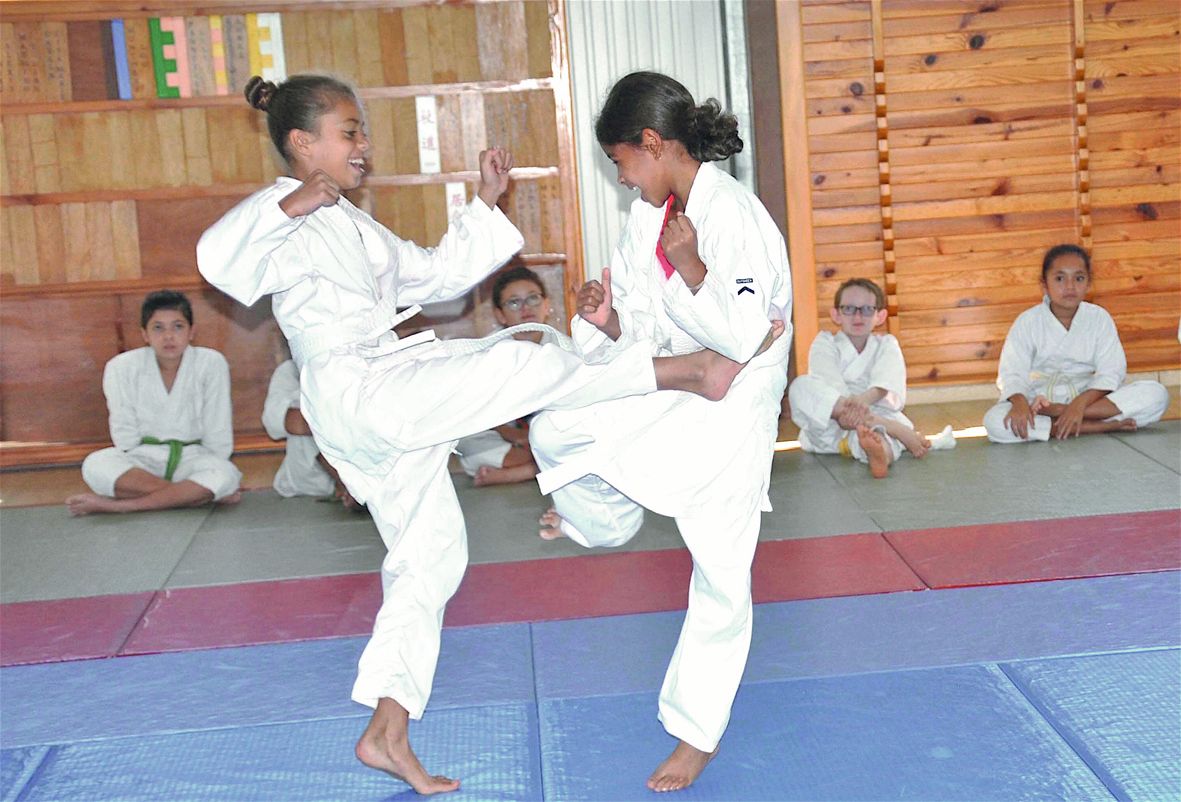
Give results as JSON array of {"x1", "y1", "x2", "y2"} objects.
[
  {"x1": 892, "y1": 208, "x2": 1079, "y2": 239},
  {"x1": 883, "y1": 25, "x2": 1072, "y2": 58},
  {"x1": 1084, "y1": 0, "x2": 1181, "y2": 24},
  {"x1": 891, "y1": 172, "x2": 1076, "y2": 203}
]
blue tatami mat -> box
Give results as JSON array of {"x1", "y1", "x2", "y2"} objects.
[
  {"x1": 1, "y1": 746, "x2": 49, "y2": 802},
  {"x1": 4, "y1": 704, "x2": 541, "y2": 802},
  {"x1": 0, "y1": 624, "x2": 533, "y2": 748},
  {"x1": 540, "y1": 664, "x2": 1114, "y2": 801},
  {"x1": 533, "y1": 572, "x2": 1181, "y2": 699},
  {"x1": 1004, "y1": 648, "x2": 1181, "y2": 802}
]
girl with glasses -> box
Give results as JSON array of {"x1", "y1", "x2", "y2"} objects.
[
  {"x1": 454, "y1": 266, "x2": 565, "y2": 486},
  {"x1": 789, "y1": 278, "x2": 955, "y2": 479}
]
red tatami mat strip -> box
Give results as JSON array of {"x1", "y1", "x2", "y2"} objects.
[
  {"x1": 885, "y1": 509, "x2": 1181, "y2": 589},
  {"x1": 3, "y1": 509, "x2": 1178, "y2": 666},
  {"x1": 0, "y1": 592, "x2": 154, "y2": 667},
  {"x1": 119, "y1": 573, "x2": 380, "y2": 656}
]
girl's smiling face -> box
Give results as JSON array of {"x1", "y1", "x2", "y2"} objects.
[
  {"x1": 603, "y1": 141, "x2": 669, "y2": 208},
  {"x1": 298, "y1": 98, "x2": 370, "y2": 189},
  {"x1": 1042, "y1": 251, "x2": 1091, "y2": 313}
]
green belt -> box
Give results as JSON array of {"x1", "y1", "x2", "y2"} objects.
[{"x1": 141, "y1": 436, "x2": 201, "y2": 481}]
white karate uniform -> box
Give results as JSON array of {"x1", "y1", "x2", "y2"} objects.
[
  {"x1": 528, "y1": 162, "x2": 792, "y2": 752},
  {"x1": 453, "y1": 328, "x2": 572, "y2": 476},
  {"x1": 262, "y1": 359, "x2": 336, "y2": 498},
  {"x1": 198, "y1": 178, "x2": 667, "y2": 718},
  {"x1": 81, "y1": 346, "x2": 241, "y2": 500},
  {"x1": 984, "y1": 298, "x2": 1169, "y2": 443},
  {"x1": 788, "y1": 331, "x2": 911, "y2": 462}
]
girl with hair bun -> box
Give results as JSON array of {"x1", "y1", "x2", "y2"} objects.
[
  {"x1": 198, "y1": 74, "x2": 776, "y2": 796},
  {"x1": 528, "y1": 71, "x2": 792, "y2": 792}
]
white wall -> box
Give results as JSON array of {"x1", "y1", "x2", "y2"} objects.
[{"x1": 565, "y1": 0, "x2": 751, "y2": 279}]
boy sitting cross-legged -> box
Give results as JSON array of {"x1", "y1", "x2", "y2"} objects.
[
  {"x1": 788, "y1": 278, "x2": 954, "y2": 478},
  {"x1": 66, "y1": 290, "x2": 242, "y2": 515}
]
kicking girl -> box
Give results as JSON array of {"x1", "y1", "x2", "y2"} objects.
[
  {"x1": 197, "y1": 74, "x2": 777, "y2": 795},
  {"x1": 528, "y1": 71, "x2": 792, "y2": 791},
  {"x1": 984, "y1": 244, "x2": 1168, "y2": 443}
]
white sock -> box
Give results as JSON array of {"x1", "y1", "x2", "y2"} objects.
[{"x1": 928, "y1": 424, "x2": 957, "y2": 451}]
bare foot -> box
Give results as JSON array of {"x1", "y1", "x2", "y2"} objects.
[
  {"x1": 857, "y1": 425, "x2": 890, "y2": 479},
  {"x1": 647, "y1": 741, "x2": 717, "y2": 792},
  {"x1": 1116, "y1": 417, "x2": 1138, "y2": 432},
  {"x1": 895, "y1": 427, "x2": 931, "y2": 458},
  {"x1": 216, "y1": 491, "x2": 242, "y2": 506},
  {"x1": 355, "y1": 697, "x2": 459, "y2": 795},
  {"x1": 539, "y1": 508, "x2": 566, "y2": 540},
  {"x1": 695, "y1": 320, "x2": 786, "y2": 401},
  {"x1": 65, "y1": 493, "x2": 122, "y2": 516},
  {"x1": 1029, "y1": 395, "x2": 1052, "y2": 415}
]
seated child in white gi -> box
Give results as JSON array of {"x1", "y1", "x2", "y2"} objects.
[
  {"x1": 454, "y1": 265, "x2": 571, "y2": 487},
  {"x1": 789, "y1": 278, "x2": 954, "y2": 478},
  {"x1": 197, "y1": 73, "x2": 778, "y2": 795},
  {"x1": 66, "y1": 290, "x2": 242, "y2": 515},
  {"x1": 262, "y1": 358, "x2": 361, "y2": 509},
  {"x1": 984, "y1": 243, "x2": 1169, "y2": 442}
]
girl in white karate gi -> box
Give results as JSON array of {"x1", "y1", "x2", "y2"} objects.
[
  {"x1": 527, "y1": 72, "x2": 791, "y2": 792},
  {"x1": 197, "y1": 74, "x2": 771, "y2": 795},
  {"x1": 67, "y1": 290, "x2": 242, "y2": 515},
  {"x1": 789, "y1": 278, "x2": 954, "y2": 478},
  {"x1": 985, "y1": 244, "x2": 1169, "y2": 443}
]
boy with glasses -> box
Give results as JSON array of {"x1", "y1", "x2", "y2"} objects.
[
  {"x1": 454, "y1": 266, "x2": 569, "y2": 486},
  {"x1": 788, "y1": 278, "x2": 954, "y2": 478}
]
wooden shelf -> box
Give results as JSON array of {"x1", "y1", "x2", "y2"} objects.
[
  {"x1": 1, "y1": 78, "x2": 556, "y2": 117},
  {"x1": 0, "y1": 168, "x2": 561, "y2": 206},
  {"x1": 0, "y1": 252, "x2": 568, "y2": 297},
  {"x1": 0, "y1": 1, "x2": 497, "y2": 23}
]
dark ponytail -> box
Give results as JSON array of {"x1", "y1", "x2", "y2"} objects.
[
  {"x1": 244, "y1": 74, "x2": 357, "y2": 164},
  {"x1": 594, "y1": 71, "x2": 742, "y2": 163}
]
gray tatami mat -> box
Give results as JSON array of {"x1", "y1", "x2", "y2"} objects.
[
  {"x1": 0, "y1": 506, "x2": 210, "y2": 603},
  {"x1": 822, "y1": 432, "x2": 1181, "y2": 532},
  {"x1": 1111, "y1": 420, "x2": 1181, "y2": 475}
]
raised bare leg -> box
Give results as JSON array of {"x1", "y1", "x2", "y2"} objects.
[
  {"x1": 539, "y1": 508, "x2": 566, "y2": 540},
  {"x1": 654, "y1": 321, "x2": 785, "y2": 401},
  {"x1": 856, "y1": 425, "x2": 891, "y2": 479},
  {"x1": 647, "y1": 741, "x2": 718, "y2": 792},
  {"x1": 355, "y1": 697, "x2": 459, "y2": 795}
]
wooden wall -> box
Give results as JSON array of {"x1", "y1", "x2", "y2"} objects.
[
  {"x1": 0, "y1": 0, "x2": 581, "y2": 466},
  {"x1": 778, "y1": 0, "x2": 1180, "y2": 384}
]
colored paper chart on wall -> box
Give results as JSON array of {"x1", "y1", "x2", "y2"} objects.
[
  {"x1": 445, "y1": 182, "x2": 468, "y2": 221},
  {"x1": 246, "y1": 13, "x2": 286, "y2": 83},
  {"x1": 110, "y1": 20, "x2": 133, "y2": 99},
  {"x1": 185, "y1": 17, "x2": 216, "y2": 97},
  {"x1": 416, "y1": 95, "x2": 442, "y2": 174},
  {"x1": 148, "y1": 18, "x2": 182, "y2": 98},
  {"x1": 66, "y1": 21, "x2": 117, "y2": 102},
  {"x1": 42, "y1": 23, "x2": 73, "y2": 102},
  {"x1": 222, "y1": 16, "x2": 251, "y2": 99}
]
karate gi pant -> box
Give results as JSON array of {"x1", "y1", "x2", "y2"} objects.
[
  {"x1": 528, "y1": 403, "x2": 768, "y2": 754},
  {"x1": 984, "y1": 380, "x2": 1169, "y2": 443},
  {"x1": 788, "y1": 375, "x2": 907, "y2": 462},
  {"x1": 81, "y1": 444, "x2": 241, "y2": 501},
  {"x1": 309, "y1": 338, "x2": 661, "y2": 718}
]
